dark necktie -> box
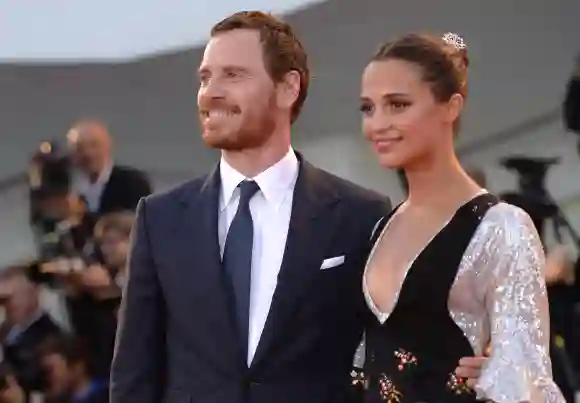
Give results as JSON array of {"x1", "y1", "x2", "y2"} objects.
[{"x1": 223, "y1": 180, "x2": 260, "y2": 354}]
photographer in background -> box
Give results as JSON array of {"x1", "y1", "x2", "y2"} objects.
[
  {"x1": 27, "y1": 141, "x2": 96, "y2": 281},
  {"x1": 84, "y1": 211, "x2": 134, "y2": 305},
  {"x1": 53, "y1": 212, "x2": 134, "y2": 380},
  {"x1": 499, "y1": 156, "x2": 579, "y2": 399},
  {"x1": 0, "y1": 265, "x2": 62, "y2": 397},
  {"x1": 33, "y1": 188, "x2": 94, "y2": 273},
  {"x1": 67, "y1": 119, "x2": 152, "y2": 219},
  {"x1": 562, "y1": 53, "x2": 580, "y2": 377}
]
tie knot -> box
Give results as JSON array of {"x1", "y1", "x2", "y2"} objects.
[{"x1": 238, "y1": 180, "x2": 260, "y2": 204}]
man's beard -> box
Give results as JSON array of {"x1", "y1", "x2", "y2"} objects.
[{"x1": 202, "y1": 96, "x2": 277, "y2": 151}]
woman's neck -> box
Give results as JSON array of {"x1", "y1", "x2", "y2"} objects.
[{"x1": 404, "y1": 152, "x2": 481, "y2": 209}]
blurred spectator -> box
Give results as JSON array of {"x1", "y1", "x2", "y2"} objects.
[
  {"x1": 67, "y1": 119, "x2": 152, "y2": 217},
  {"x1": 0, "y1": 364, "x2": 25, "y2": 403},
  {"x1": 32, "y1": 188, "x2": 94, "y2": 271},
  {"x1": 62, "y1": 212, "x2": 134, "y2": 379},
  {"x1": 0, "y1": 265, "x2": 62, "y2": 395},
  {"x1": 39, "y1": 335, "x2": 108, "y2": 403},
  {"x1": 545, "y1": 244, "x2": 576, "y2": 285},
  {"x1": 91, "y1": 211, "x2": 133, "y2": 297}
]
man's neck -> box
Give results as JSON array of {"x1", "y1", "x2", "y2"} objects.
[
  {"x1": 221, "y1": 137, "x2": 291, "y2": 178},
  {"x1": 86, "y1": 160, "x2": 112, "y2": 184},
  {"x1": 87, "y1": 173, "x2": 100, "y2": 184}
]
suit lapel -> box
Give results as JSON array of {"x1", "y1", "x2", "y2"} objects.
[
  {"x1": 97, "y1": 167, "x2": 116, "y2": 213},
  {"x1": 176, "y1": 165, "x2": 246, "y2": 367},
  {"x1": 252, "y1": 159, "x2": 340, "y2": 367}
]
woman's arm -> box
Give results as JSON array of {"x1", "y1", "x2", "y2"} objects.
[{"x1": 475, "y1": 205, "x2": 565, "y2": 403}]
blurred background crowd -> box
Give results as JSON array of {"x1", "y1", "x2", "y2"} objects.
[
  {"x1": 0, "y1": 0, "x2": 579, "y2": 402},
  {"x1": 0, "y1": 119, "x2": 149, "y2": 403}
]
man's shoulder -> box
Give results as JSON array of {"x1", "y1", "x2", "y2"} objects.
[
  {"x1": 313, "y1": 167, "x2": 391, "y2": 211},
  {"x1": 142, "y1": 174, "x2": 208, "y2": 210},
  {"x1": 310, "y1": 166, "x2": 391, "y2": 241},
  {"x1": 112, "y1": 164, "x2": 148, "y2": 180},
  {"x1": 36, "y1": 312, "x2": 63, "y2": 333}
]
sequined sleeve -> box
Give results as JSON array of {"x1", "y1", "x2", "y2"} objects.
[{"x1": 474, "y1": 205, "x2": 565, "y2": 403}]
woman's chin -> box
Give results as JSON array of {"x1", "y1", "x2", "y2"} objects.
[{"x1": 376, "y1": 153, "x2": 406, "y2": 170}]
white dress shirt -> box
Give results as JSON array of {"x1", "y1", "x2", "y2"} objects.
[
  {"x1": 72, "y1": 163, "x2": 113, "y2": 213},
  {"x1": 218, "y1": 149, "x2": 298, "y2": 365}
]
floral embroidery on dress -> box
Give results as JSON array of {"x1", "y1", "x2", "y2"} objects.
[
  {"x1": 393, "y1": 348, "x2": 418, "y2": 371},
  {"x1": 350, "y1": 368, "x2": 366, "y2": 388},
  {"x1": 446, "y1": 372, "x2": 472, "y2": 395},
  {"x1": 379, "y1": 374, "x2": 402, "y2": 402}
]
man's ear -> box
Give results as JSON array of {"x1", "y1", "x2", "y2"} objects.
[{"x1": 276, "y1": 70, "x2": 301, "y2": 111}]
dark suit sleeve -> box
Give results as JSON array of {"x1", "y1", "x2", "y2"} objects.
[{"x1": 110, "y1": 198, "x2": 165, "y2": 403}]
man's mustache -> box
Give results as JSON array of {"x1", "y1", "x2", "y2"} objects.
[{"x1": 198, "y1": 100, "x2": 241, "y2": 114}]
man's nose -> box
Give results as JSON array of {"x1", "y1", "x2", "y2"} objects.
[{"x1": 199, "y1": 78, "x2": 226, "y2": 99}]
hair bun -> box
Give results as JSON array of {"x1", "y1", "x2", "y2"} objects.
[{"x1": 442, "y1": 32, "x2": 469, "y2": 68}]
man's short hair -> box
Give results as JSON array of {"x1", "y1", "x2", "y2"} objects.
[
  {"x1": 38, "y1": 334, "x2": 88, "y2": 366},
  {"x1": 94, "y1": 211, "x2": 135, "y2": 241},
  {"x1": 211, "y1": 11, "x2": 310, "y2": 123}
]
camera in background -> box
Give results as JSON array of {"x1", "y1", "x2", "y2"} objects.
[{"x1": 26, "y1": 141, "x2": 97, "y2": 285}]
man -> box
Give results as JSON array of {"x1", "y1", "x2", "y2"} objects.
[
  {"x1": 111, "y1": 11, "x2": 484, "y2": 403},
  {"x1": 39, "y1": 335, "x2": 109, "y2": 403},
  {"x1": 65, "y1": 121, "x2": 151, "y2": 357},
  {"x1": 64, "y1": 212, "x2": 134, "y2": 383},
  {"x1": 0, "y1": 265, "x2": 62, "y2": 395},
  {"x1": 89, "y1": 211, "x2": 135, "y2": 297},
  {"x1": 68, "y1": 119, "x2": 152, "y2": 217}
]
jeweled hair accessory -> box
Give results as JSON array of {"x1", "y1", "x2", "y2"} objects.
[{"x1": 442, "y1": 32, "x2": 466, "y2": 50}]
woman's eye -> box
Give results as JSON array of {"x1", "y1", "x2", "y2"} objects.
[
  {"x1": 360, "y1": 103, "x2": 374, "y2": 114},
  {"x1": 390, "y1": 101, "x2": 410, "y2": 110}
]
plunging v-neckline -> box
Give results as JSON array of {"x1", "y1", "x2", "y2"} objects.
[{"x1": 363, "y1": 191, "x2": 488, "y2": 324}]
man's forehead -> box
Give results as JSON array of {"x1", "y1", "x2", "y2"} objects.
[
  {"x1": 201, "y1": 29, "x2": 263, "y2": 65},
  {"x1": 208, "y1": 29, "x2": 261, "y2": 48},
  {"x1": 68, "y1": 122, "x2": 108, "y2": 146}
]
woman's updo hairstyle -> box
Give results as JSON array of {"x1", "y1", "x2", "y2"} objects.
[{"x1": 372, "y1": 32, "x2": 469, "y2": 103}]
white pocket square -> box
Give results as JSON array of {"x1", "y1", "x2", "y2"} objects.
[{"x1": 320, "y1": 255, "x2": 345, "y2": 270}]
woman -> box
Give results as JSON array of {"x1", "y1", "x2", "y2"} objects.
[{"x1": 359, "y1": 33, "x2": 565, "y2": 402}]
